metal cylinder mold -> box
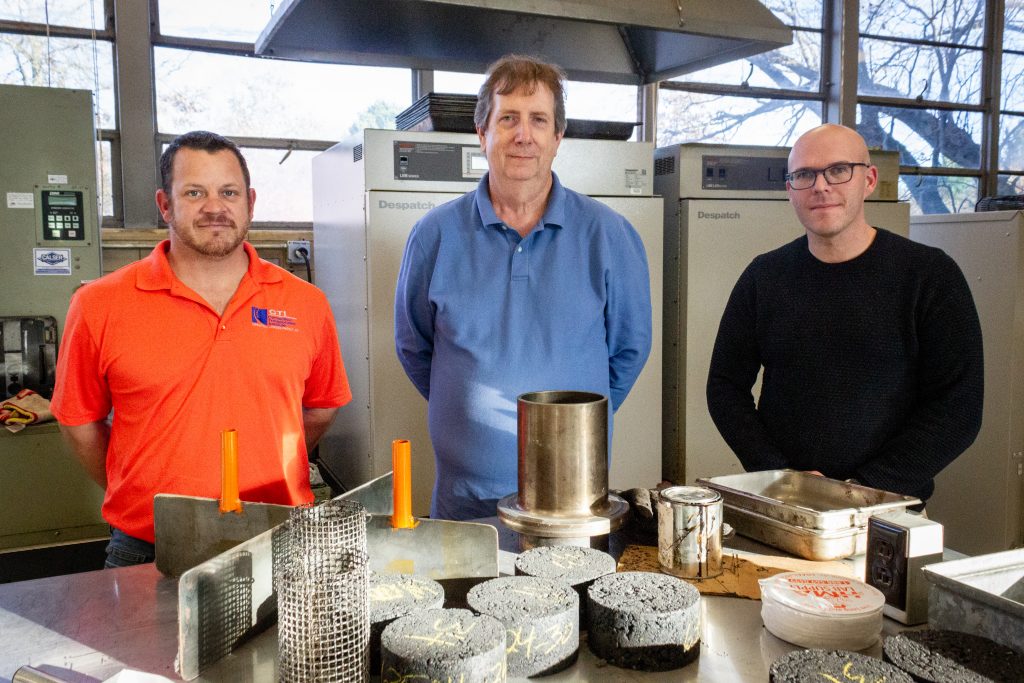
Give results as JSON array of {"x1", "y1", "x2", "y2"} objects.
[
  {"x1": 657, "y1": 486, "x2": 723, "y2": 579},
  {"x1": 498, "y1": 391, "x2": 628, "y2": 546},
  {"x1": 518, "y1": 390, "x2": 609, "y2": 515}
]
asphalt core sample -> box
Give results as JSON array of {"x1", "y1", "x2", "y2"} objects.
[
  {"x1": 514, "y1": 545, "x2": 616, "y2": 629},
  {"x1": 369, "y1": 573, "x2": 445, "y2": 671},
  {"x1": 467, "y1": 575, "x2": 579, "y2": 677},
  {"x1": 883, "y1": 629, "x2": 1024, "y2": 683},
  {"x1": 770, "y1": 649, "x2": 914, "y2": 683},
  {"x1": 380, "y1": 608, "x2": 506, "y2": 683},
  {"x1": 586, "y1": 570, "x2": 701, "y2": 671}
]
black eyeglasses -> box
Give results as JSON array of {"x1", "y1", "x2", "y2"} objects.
[{"x1": 785, "y1": 162, "x2": 870, "y2": 190}]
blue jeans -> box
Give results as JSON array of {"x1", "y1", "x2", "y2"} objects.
[{"x1": 105, "y1": 527, "x2": 156, "y2": 568}]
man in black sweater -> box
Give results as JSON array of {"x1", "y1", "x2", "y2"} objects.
[{"x1": 706, "y1": 124, "x2": 983, "y2": 503}]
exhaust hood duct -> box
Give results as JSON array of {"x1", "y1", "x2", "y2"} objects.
[{"x1": 255, "y1": 0, "x2": 792, "y2": 85}]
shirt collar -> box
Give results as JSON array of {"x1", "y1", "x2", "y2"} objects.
[
  {"x1": 474, "y1": 172, "x2": 567, "y2": 232},
  {"x1": 136, "y1": 239, "x2": 282, "y2": 291}
]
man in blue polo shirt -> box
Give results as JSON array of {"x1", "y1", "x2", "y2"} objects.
[{"x1": 394, "y1": 54, "x2": 652, "y2": 521}]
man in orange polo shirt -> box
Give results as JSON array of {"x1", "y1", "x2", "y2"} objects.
[{"x1": 51, "y1": 130, "x2": 351, "y2": 567}]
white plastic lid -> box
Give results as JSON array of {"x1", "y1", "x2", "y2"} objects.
[{"x1": 759, "y1": 572, "x2": 885, "y2": 617}]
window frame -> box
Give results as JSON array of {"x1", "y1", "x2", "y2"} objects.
[
  {"x1": 4, "y1": 0, "x2": 1022, "y2": 222},
  {"x1": 0, "y1": 4, "x2": 120, "y2": 222},
  {"x1": 855, "y1": 0, "x2": 1002, "y2": 209}
]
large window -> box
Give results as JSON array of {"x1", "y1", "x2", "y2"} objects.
[
  {"x1": 153, "y1": 47, "x2": 408, "y2": 223},
  {"x1": 154, "y1": 49, "x2": 408, "y2": 142},
  {"x1": 156, "y1": 0, "x2": 274, "y2": 43},
  {"x1": 657, "y1": 0, "x2": 824, "y2": 147},
  {"x1": 153, "y1": 2, "x2": 410, "y2": 225},
  {"x1": 0, "y1": 1, "x2": 115, "y2": 217},
  {"x1": 857, "y1": 0, "x2": 987, "y2": 213},
  {"x1": 1000, "y1": 1, "x2": 1024, "y2": 195},
  {"x1": 5, "y1": 0, "x2": 1024, "y2": 223},
  {"x1": 0, "y1": 0, "x2": 104, "y2": 28}
]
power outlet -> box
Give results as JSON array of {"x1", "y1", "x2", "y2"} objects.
[
  {"x1": 867, "y1": 520, "x2": 908, "y2": 608},
  {"x1": 866, "y1": 511, "x2": 943, "y2": 625},
  {"x1": 286, "y1": 239, "x2": 311, "y2": 265}
]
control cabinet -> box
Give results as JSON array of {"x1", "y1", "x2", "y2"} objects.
[
  {"x1": 0, "y1": 84, "x2": 102, "y2": 337},
  {"x1": 0, "y1": 84, "x2": 106, "y2": 553}
]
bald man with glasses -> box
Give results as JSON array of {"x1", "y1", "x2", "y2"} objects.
[{"x1": 706, "y1": 124, "x2": 983, "y2": 507}]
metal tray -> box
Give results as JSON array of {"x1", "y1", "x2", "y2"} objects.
[
  {"x1": 697, "y1": 470, "x2": 920, "y2": 531},
  {"x1": 723, "y1": 503, "x2": 864, "y2": 561},
  {"x1": 922, "y1": 548, "x2": 1024, "y2": 654}
]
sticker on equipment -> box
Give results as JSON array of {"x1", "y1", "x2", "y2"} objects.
[
  {"x1": 6, "y1": 192, "x2": 34, "y2": 209},
  {"x1": 34, "y1": 248, "x2": 72, "y2": 275}
]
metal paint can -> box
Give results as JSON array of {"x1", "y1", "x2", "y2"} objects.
[{"x1": 657, "y1": 485, "x2": 724, "y2": 579}]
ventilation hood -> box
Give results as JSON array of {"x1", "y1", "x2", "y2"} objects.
[{"x1": 255, "y1": 0, "x2": 792, "y2": 85}]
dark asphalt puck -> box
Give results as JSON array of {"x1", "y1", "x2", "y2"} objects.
[
  {"x1": 586, "y1": 571, "x2": 700, "y2": 672},
  {"x1": 380, "y1": 608, "x2": 506, "y2": 682},
  {"x1": 883, "y1": 629, "x2": 1024, "y2": 682},
  {"x1": 369, "y1": 573, "x2": 445, "y2": 671},
  {"x1": 467, "y1": 575, "x2": 579, "y2": 677},
  {"x1": 770, "y1": 649, "x2": 913, "y2": 683},
  {"x1": 514, "y1": 545, "x2": 616, "y2": 631}
]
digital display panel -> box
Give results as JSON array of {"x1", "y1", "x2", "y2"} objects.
[{"x1": 47, "y1": 193, "x2": 78, "y2": 207}]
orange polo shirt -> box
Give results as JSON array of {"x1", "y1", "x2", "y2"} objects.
[{"x1": 51, "y1": 241, "x2": 351, "y2": 542}]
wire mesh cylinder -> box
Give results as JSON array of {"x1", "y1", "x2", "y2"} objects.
[
  {"x1": 275, "y1": 498, "x2": 370, "y2": 682},
  {"x1": 274, "y1": 498, "x2": 368, "y2": 582},
  {"x1": 289, "y1": 498, "x2": 367, "y2": 557},
  {"x1": 277, "y1": 550, "x2": 370, "y2": 682}
]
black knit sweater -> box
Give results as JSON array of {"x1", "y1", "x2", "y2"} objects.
[{"x1": 706, "y1": 228, "x2": 984, "y2": 501}]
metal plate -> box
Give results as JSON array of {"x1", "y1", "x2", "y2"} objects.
[
  {"x1": 698, "y1": 470, "x2": 920, "y2": 531},
  {"x1": 365, "y1": 515, "x2": 498, "y2": 578},
  {"x1": 154, "y1": 495, "x2": 292, "y2": 578},
  {"x1": 175, "y1": 473, "x2": 500, "y2": 680},
  {"x1": 176, "y1": 473, "x2": 393, "y2": 680}
]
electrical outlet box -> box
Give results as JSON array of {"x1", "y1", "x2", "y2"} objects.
[
  {"x1": 286, "y1": 239, "x2": 311, "y2": 265},
  {"x1": 866, "y1": 510, "x2": 943, "y2": 624}
]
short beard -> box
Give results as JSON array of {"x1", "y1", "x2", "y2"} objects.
[{"x1": 170, "y1": 218, "x2": 250, "y2": 258}]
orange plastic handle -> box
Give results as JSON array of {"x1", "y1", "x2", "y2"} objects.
[
  {"x1": 219, "y1": 429, "x2": 243, "y2": 514},
  {"x1": 391, "y1": 439, "x2": 415, "y2": 529}
]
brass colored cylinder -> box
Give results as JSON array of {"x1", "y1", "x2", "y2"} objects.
[{"x1": 517, "y1": 391, "x2": 608, "y2": 517}]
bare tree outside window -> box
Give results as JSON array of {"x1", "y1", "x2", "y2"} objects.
[
  {"x1": 1002, "y1": 1, "x2": 1024, "y2": 193},
  {"x1": 857, "y1": 0, "x2": 989, "y2": 213},
  {"x1": 657, "y1": 2, "x2": 822, "y2": 147},
  {"x1": 0, "y1": 1, "x2": 115, "y2": 217},
  {"x1": 656, "y1": 0, "x2": 1021, "y2": 213},
  {"x1": 0, "y1": 0, "x2": 103, "y2": 28}
]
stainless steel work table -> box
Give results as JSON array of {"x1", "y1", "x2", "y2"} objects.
[{"x1": 0, "y1": 542, "x2": 913, "y2": 683}]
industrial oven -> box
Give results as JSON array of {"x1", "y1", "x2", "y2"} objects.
[
  {"x1": 654, "y1": 143, "x2": 910, "y2": 485},
  {"x1": 313, "y1": 129, "x2": 664, "y2": 514}
]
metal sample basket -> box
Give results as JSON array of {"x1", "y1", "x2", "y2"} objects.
[
  {"x1": 697, "y1": 470, "x2": 920, "y2": 560},
  {"x1": 277, "y1": 550, "x2": 370, "y2": 683}
]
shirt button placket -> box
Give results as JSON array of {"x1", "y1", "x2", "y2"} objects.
[{"x1": 511, "y1": 239, "x2": 528, "y2": 280}]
